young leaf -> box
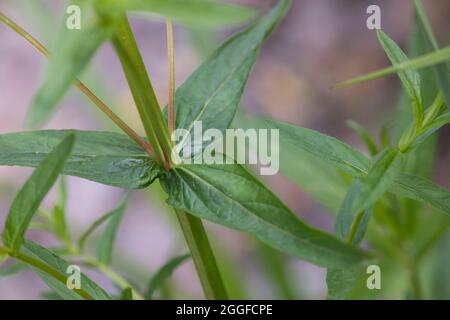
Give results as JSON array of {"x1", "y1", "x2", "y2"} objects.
[
  {"x1": 351, "y1": 148, "x2": 401, "y2": 215},
  {"x1": 99, "y1": 0, "x2": 258, "y2": 27},
  {"x1": 145, "y1": 253, "x2": 190, "y2": 299},
  {"x1": 377, "y1": 30, "x2": 423, "y2": 126},
  {"x1": 392, "y1": 174, "x2": 450, "y2": 216},
  {"x1": 96, "y1": 196, "x2": 128, "y2": 264},
  {"x1": 27, "y1": 3, "x2": 116, "y2": 128},
  {"x1": 165, "y1": 0, "x2": 290, "y2": 153},
  {"x1": 327, "y1": 181, "x2": 373, "y2": 300},
  {"x1": 414, "y1": 0, "x2": 450, "y2": 112},
  {"x1": 3, "y1": 134, "x2": 75, "y2": 252},
  {"x1": 335, "y1": 45, "x2": 450, "y2": 89},
  {"x1": 347, "y1": 120, "x2": 379, "y2": 156},
  {"x1": 161, "y1": 163, "x2": 369, "y2": 268},
  {"x1": 52, "y1": 177, "x2": 71, "y2": 244},
  {"x1": 409, "y1": 113, "x2": 450, "y2": 150},
  {"x1": 395, "y1": 25, "x2": 440, "y2": 180},
  {"x1": 23, "y1": 240, "x2": 113, "y2": 300},
  {"x1": 265, "y1": 119, "x2": 370, "y2": 177},
  {"x1": 335, "y1": 181, "x2": 373, "y2": 244},
  {"x1": 0, "y1": 130, "x2": 162, "y2": 189}
]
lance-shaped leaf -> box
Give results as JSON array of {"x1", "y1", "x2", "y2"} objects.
[
  {"x1": 232, "y1": 113, "x2": 347, "y2": 214},
  {"x1": 351, "y1": 148, "x2": 401, "y2": 215},
  {"x1": 0, "y1": 130, "x2": 161, "y2": 189},
  {"x1": 265, "y1": 119, "x2": 370, "y2": 178},
  {"x1": 335, "y1": 45, "x2": 450, "y2": 90},
  {"x1": 335, "y1": 181, "x2": 373, "y2": 244},
  {"x1": 27, "y1": 3, "x2": 116, "y2": 128},
  {"x1": 347, "y1": 120, "x2": 378, "y2": 156},
  {"x1": 327, "y1": 181, "x2": 373, "y2": 300},
  {"x1": 377, "y1": 30, "x2": 423, "y2": 125},
  {"x1": 145, "y1": 253, "x2": 190, "y2": 299},
  {"x1": 3, "y1": 134, "x2": 75, "y2": 252},
  {"x1": 52, "y1": 177, "x2": 71, "y2": 244},
  {"x1": 96, "y1": 196, "x2": 128, "y2": 264},
  {"x1": 392, "y1": 174, "x2": 450, "y2": 216},
  {"x1": 414, "y1": 0, "x2": 450, "y2": 112},
  {"x1": 23, "y1": 241, "x2": 113, "y2": 300},
  {"x1": 161, "y1": 163, "x2": 369, "y2": 268},
  {"x1": 78, "y1": 197, "x2": 127, "y2": 250},
  {"x1": 327, "y1": 150, "x2": 401, "y2": 299},
  {"x1": 99, "y1": 0, "x2": 257, "y2": 27},
  {"x1": 165, "y1": 0, "x2": 290, "y2": 153}
]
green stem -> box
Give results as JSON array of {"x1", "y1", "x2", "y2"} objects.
[
  {"x1": 175, "y1": 209, "x2": 228, "y2": 299},
  {"x1": 112, "y1": 15, "x2": 172, "y2": 169},
  {"x1": 111, "y1": 14, "x2": 227, "y2": 299},
  {"x1": 82, "y1": 256, "x2": 145, "y2": 300},
  {"x1": 0, "y1": 246, "x2": 93, "y2": 300}
]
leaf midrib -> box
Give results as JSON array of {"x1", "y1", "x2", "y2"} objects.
[
  {"x1": 175, "y1": 166, "x2": 365, "y2": 265},
  {"x1": 178, "y1": 46, "x2": 259, "y2": 149}
]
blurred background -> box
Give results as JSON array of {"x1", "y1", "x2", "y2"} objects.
[{"x1": 0, "y1": 0, "x2": 449, "y2": 299}]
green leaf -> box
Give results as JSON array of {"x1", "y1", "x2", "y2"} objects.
[
  {"x1": 23, "y1": 240, "x2": 113, "y2": 300},
  {"x1": 165, "y1": 0, "x2": 290, "y2": 153},
  {"x1": 328, "y1": 150, "x2": 401, "y2": 300},
  {"x1": 392, "y1": 174, "x2": 450, "y2": 216},
  {"x1": 409, "y1": 113, "x2": 450, "y2": 150},
  {"x1": 414, "y1": 0, "x2": 450, "y2": 112},
  {"x1": 232, "y1": 113, "x2": 348, "y2": 214},
  {"x1": 0, "y1": 130, "x2": 162, "y2": 189},
  {"x1": 335, "y1": 181, "x2": 373, "y2": 244},
  {"x1": 52, "y1": 177, "x2": 71, "y2": 244},
  {"x1": 3, "y1": 134, "x2": 75, "y2": 252},
  {"x1": 335, "y1": 45, "x2": 450, "y2": 90},
  {"x1": 347, "y1": 120, "x2": 378, "y2": 156},
  {"x1": 161, "y1": 163, "x2": 369, "y2": 268},
  {"x1": 99, "y1": 0, "x2": 258, "y2": 27},
  {"x1": 145, "y1": 253, "x2": 190, "y2": 299},
  {"x1": 377, "y1": 30, "x2": 423, "y2": 126},
  {"x1": 0, "y1": 262, "x2": 27, "y2": 277},
  {"x1": 395, "y1": 23, "x2": 440, "y2": 181},
  {"x1": 119, "y1": 288, "x2": 133, "y2": 300},
  {"x1": 78, "y1": 199, "x2": 126, "y2": 250},
  {"x1": 27, "y1": 3, "x2": 116, "y2": 128},
  {"x1": 327, "y1": 181, "x2": 373, "y2": 300},
  {"x1": 351, "y1": 148, "x2": 401, "y2": 215},
  {"x1": 430, "y1": 233, "x2": 450, "y2": 299},
  {"x1": 265, "y1": 119, "x2": 370, "y2": 177},
  {"x1": 96, "y1": 196, "x2": 128, "y2": 264}
]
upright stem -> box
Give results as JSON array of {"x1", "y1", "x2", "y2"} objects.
[
  {"x1": 166, "y1": 18, "x2": 175, "y2": 134},
  {"x1": 112, "y1": 15, "x2": 172, "y2": 169},
  {"x1": 112, "y1": 14, "x2": 227, "y2": 299},
  {"x1": 175, "y1": 209, "x2": 228, "y2": 299}
]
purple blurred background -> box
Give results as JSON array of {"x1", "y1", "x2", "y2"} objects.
[{"x1": 1, "y1": 0, "x2": 449, "y2": 299}]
